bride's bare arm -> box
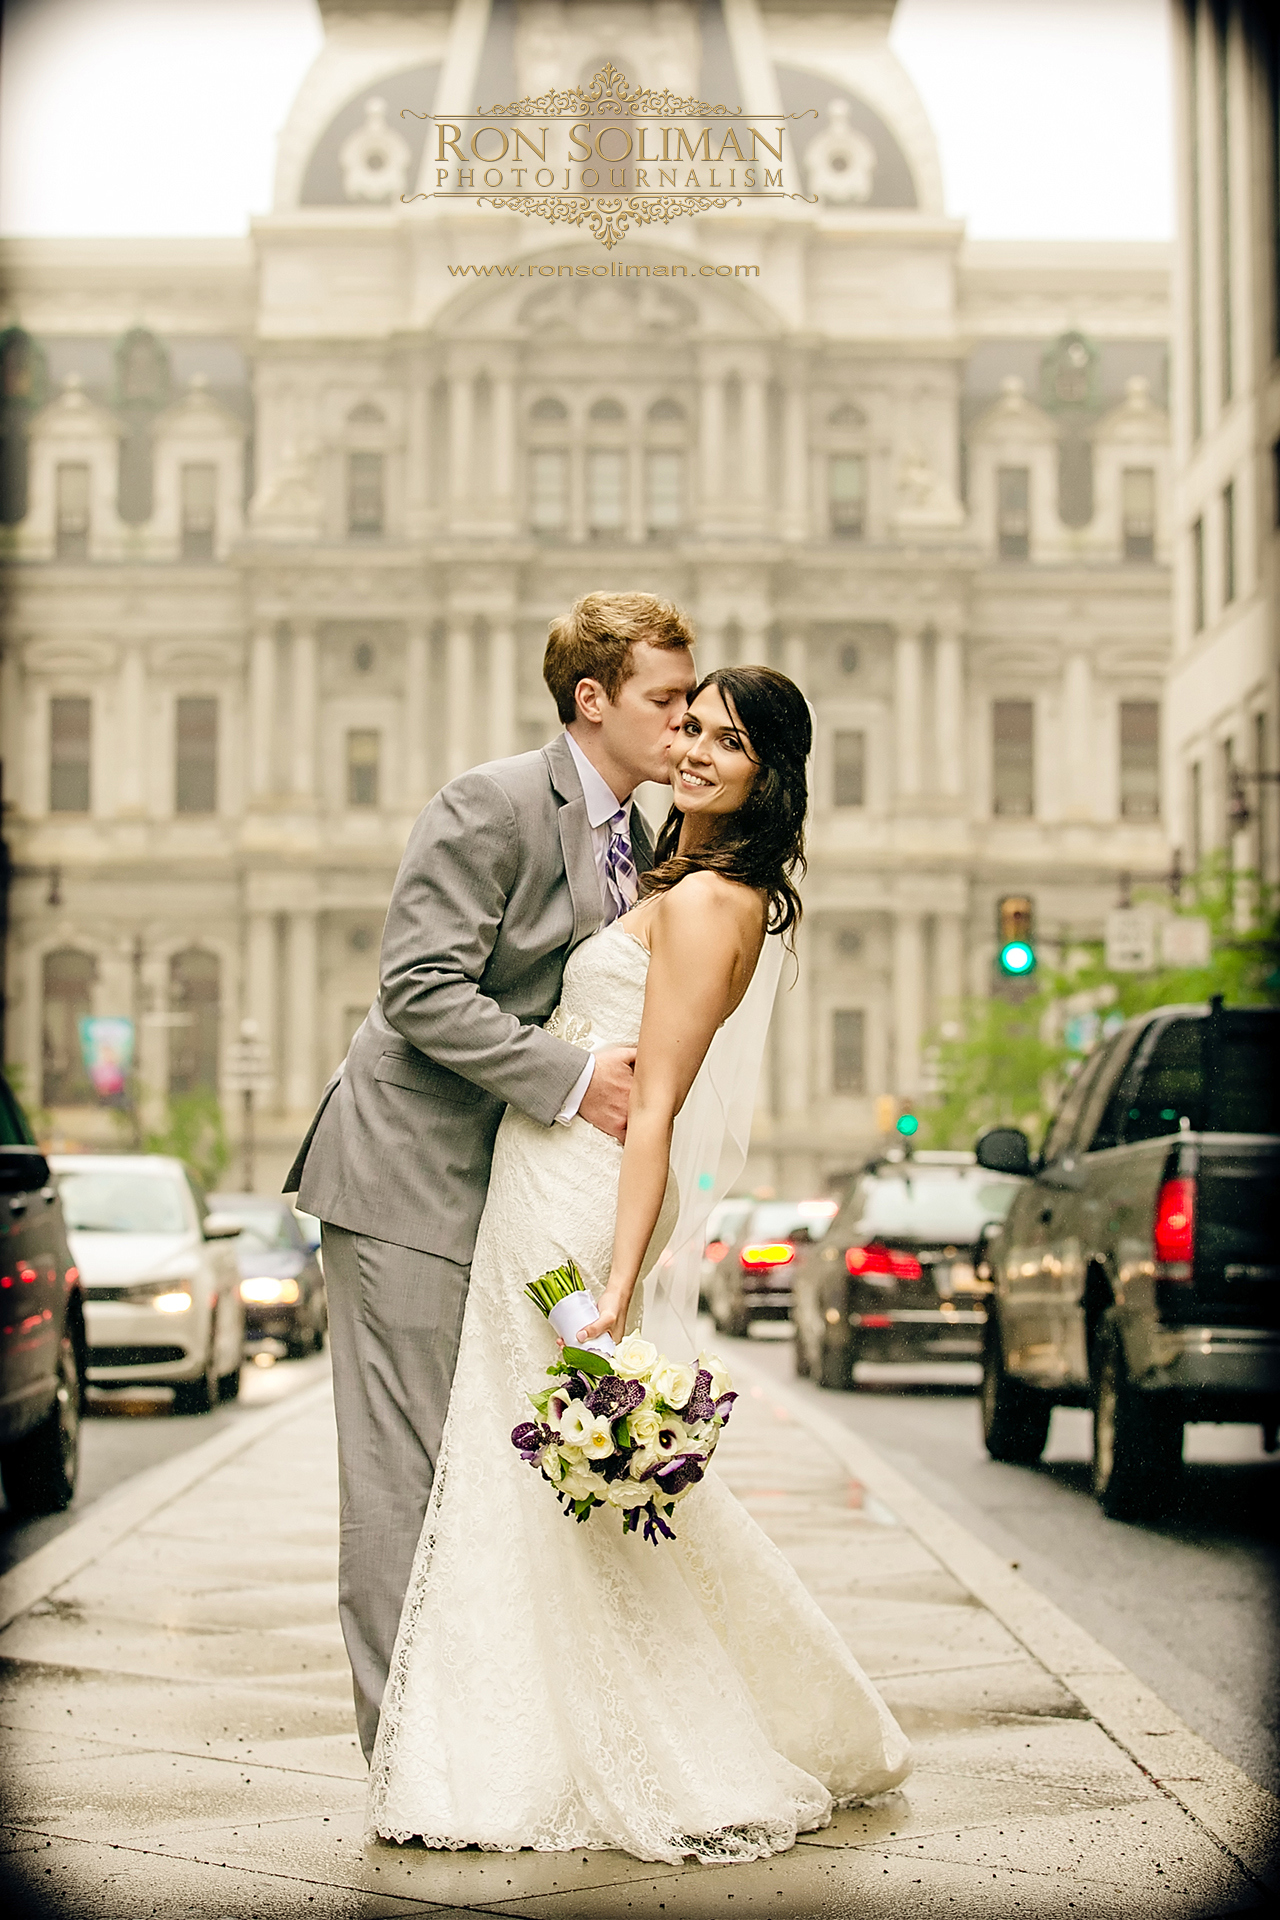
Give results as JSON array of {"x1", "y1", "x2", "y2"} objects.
[{"x1": 577, "y1": 873, "x2": 764, "y2": 1345}]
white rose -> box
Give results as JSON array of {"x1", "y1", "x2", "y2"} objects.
[
  {"x1": 613, "y1": 1333, "x2": 658, "y2": 1380},
  {"x1": 628, "y1": 1406, "x2": 662, "y2": 1446},
  {"x1": 650, "y1": 1360, "x2": 695, "y2": 1410},
  {"x1": 579, "y1": 1413, "x2": 616, "y2": 1461},
  {"x1": 604, "y1": 1479, "x2": 652, "y2": 1510},
  {"x1": 559, "y1": 1458, "x2": 600, "y2": 1501},
  {"x1": 697, "y1": 1351, "x2": 733, "y2": 1401}
]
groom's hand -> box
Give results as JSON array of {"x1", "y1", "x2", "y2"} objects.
[{"x1": 578, "y1": 1046, "x2": 636, "y2": 1143}]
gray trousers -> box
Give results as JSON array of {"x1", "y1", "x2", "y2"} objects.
[{"x1": 321, "y1": 1223, "x2": 469, "y2": 1762}]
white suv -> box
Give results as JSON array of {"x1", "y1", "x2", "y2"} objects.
[{"x1": 51, "y1": 1155, "x2": 245, "y2": 1414}]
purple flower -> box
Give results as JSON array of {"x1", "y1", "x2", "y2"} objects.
[
  {"x1": 682, "y1": 1369, "x2": 716, "y2": 1425},
  {"x1": 585, "y1": 1374, "x2": 646, "y2": 1423},
  {"x1": 714, "y1": 1389, "x2": 738, "y2": 1423},
  {"x1": 648, "y1": 1451, "x2": 709, "y2": 1497},
  {"x1": 511, "y1": 1420, "x2": 552, "y2": 1463}
]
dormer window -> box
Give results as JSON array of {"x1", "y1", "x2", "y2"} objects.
[
  {"x1": 56, "y1": 462, "x2": 90, "y2": 560},
  {"x1": 829, "y1": 455, "x2": 865, "y2": 540},
  {"x1": 347, "y1": 452, "x2": 384, "y2": 537},
  {"x1": 997, "y1": 467, "x2": 1030, "y2": 559},
  {"x1": 1121, "y1": 467, "x2": 1155, "y2": 560}
]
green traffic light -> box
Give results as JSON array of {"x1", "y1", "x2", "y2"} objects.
[
  {"x1": 896, "y1": 1112, "x2": 919, "y2": 1137},
  {"x1": 998, "y1": 940, "x2": 1036, "y2": 976}
]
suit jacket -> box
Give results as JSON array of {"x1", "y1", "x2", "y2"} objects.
[{"x1": 285, "y1": 735, "x2": 655, "y2": 1264}]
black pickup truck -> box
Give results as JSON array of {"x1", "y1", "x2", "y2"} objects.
[{"x1": 975, "y1": 997, "x2": 1279, "y2": 1519}]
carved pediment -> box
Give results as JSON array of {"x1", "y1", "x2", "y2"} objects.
[{"x1": 22, "y1": 636, "x2": 116, "y2": 675}]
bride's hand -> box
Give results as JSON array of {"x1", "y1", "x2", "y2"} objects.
[{"x1": 577, "y1": 1278, "x2": 631, "y2": 1347}]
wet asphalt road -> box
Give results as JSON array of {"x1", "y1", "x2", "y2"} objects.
[{"x1": 725, "y1": 1324, "x2": 1280, "y2": 1798}]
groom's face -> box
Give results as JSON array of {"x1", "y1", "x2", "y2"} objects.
[{"x1": 597, "y1": 641, "x2": 697, "y2": 787}]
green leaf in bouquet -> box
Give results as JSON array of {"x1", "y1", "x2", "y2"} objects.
[
  {"x1": 561, "y1": 1345, "x2": 614, "y2": 1378},
  {"x1": 615, "y1": 1415, "x2": 631, "y2": 1448},
  {"x1": 525, "y1": 1259, "x2": 589, "y2": 1317}
]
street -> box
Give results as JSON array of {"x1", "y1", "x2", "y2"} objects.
[
  {"x1": 0, "y1": 1352, "x2": 331, "y2": 1577},
  {"x1": 727, "y1": 1325, "x2": 1280, "y2": 1801}
]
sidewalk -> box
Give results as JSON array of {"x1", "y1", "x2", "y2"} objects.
[{"x1": 0, "y1": 1352, "x2": 1275, "y2": 1920}]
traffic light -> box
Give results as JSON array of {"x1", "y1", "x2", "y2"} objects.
[
  {"x1": 997, "y1": 896, "x2": 1036, "y2": 977},
  {"x1": 895, "y1": 1105, "x2": 919, "y2": 1139}
]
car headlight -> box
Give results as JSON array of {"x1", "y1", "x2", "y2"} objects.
[
  {"x1": 152, "y1": 1291, "x2": 193, "y2": 1313},
  {"x1": 239, "y1": 1276, "x2": 300, "y2": 1306}
]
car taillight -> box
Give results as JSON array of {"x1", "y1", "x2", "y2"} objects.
[
  {"x1": 845, "y1": 1245, "x2": 923, "y2": 1280},
  {"x1": 740, "y1": 1242, "x2": 795, "y2": 1268},
  {"x1": 704, "y1": 1240, "x2": 727, "y2": 1264},
  {"x1": 1154, "y1": 1176, "x2": 1195, "y2": 1267}
]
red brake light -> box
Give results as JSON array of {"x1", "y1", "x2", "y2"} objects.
[
  {"x1": 1154, "y1": 1177, "x2": 1195, "y2": 1265},
  {"x1": 845, "y1": 1245, "x2": 923, "y2": 1280},
  {"x1": 704, "y1": 1240, "x2": 727, "y2": 1264},
  {"x1": 740, "y1": 1242, "x2": 795, "y2": 1268}
]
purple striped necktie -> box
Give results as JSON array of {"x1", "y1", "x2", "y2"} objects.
[{"x1": 603, "y1": 807, "x2": 637, "y2": 922}]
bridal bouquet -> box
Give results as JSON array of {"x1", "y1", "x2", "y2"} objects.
[{"x1": 510, "y1": 1260, "x2": 736, "y2": 1545}]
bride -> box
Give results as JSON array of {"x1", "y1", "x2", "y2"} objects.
[{"x1": 368, "y1": 665, "x2": 910, "y2": 1863}]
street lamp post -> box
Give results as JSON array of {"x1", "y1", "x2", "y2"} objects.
[{"x1": 225, "y1": 1018, "x2": 273, "y2": 1191}]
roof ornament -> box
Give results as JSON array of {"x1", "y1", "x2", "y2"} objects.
[
  {"x1": 340, "y1": 98, "x2": 412, "y2": 203},
  {"x1": 804, "y1": 100, "x2": 876, "y2": 204}
]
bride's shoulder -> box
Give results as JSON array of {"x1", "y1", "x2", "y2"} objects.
[{"x1": 652, "y1": 870, "x2": 766, "y2": 938}]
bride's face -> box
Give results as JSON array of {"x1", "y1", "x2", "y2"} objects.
[{"x1": 667, "y1": 686, "x2": 758, "y2": 821}]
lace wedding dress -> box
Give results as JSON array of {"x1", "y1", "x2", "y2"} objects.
[{"x1": 368, "y1": 922, "x2": 910, "y2": 1864}]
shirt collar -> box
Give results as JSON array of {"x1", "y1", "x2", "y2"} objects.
[{"x1": 563, "y1": 729, "x2": 632, "y2": 831}]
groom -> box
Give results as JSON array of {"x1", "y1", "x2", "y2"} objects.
[{"x1": 285, "y1": 591, "x2": 697, "y2": 1758}]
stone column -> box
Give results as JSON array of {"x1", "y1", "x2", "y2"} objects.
[
  {"x1": 445, "y1": 618, "x2": 474, "y2": 780},
  {"x1": 699, "y1": 375, "x2": 724, "y2": 513},
  {"x1": 780, "y1": 380, "x2": 808, "y2": 542},
  {"x1": 118, "y1": 642, "x2": 146, "y2": 813},
  {"x1": 934, "y1": 910, "x2": 965, "y2": 1017},
  {"x1": 488, "y1": 620, "x2": 517, "y2": 760},
  {"x1": 892, "y1": 910, "x2": 925, "y2": 1094},
  {"x1": 784, "y1": 629, "x2": 808, "y2": 696},
  {"x1": 1063, "y1": 647, "x2": 1094, "y2": 819},
  {"x1": 404, "y1": 620, "x2": 430, "y2": 802},
  {"x1": 934, "y1": 628, "x2": 964, "y2": 799},
  {"x1": 448, "y1": 372, "x2": 473, "y2": 521},
  {"x1": 894, "y1": 628, "x2": 923, "y2": 799},
  {"x1": 249, "y1": 625, "x2": 276, "y2": 802},
  {"x1": 290, "y1": 624, "x2": 317, "y2": 800},
  {"x1": 741, "y1": 376, "x2": 768, "y2": 517},
  {"x1": 283, "y1": 909, "x2": 318, "y2": 1114},
  {"x1": 491, "y1": 373, "x2": 516, "y2": 535},
  {"x1": 245, "y1": 911, "x2": 278, "y2": 1107}
]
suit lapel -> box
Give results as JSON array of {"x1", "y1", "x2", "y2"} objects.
[
  {"x1": 544, "y1": 736, "x2": 604, "y2": 946},
  {"x1": 630, "y1": 802, "x2": 659, "y2": 875}
]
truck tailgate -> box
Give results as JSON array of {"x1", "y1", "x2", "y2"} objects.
[{"x1": 1192, "y1": 1140, "x2": 1280, "y2": 1325}]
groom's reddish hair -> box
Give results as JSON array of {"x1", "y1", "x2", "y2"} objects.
[{"x1": 543, "y1": 592, "x2": 695, "y2": 725}]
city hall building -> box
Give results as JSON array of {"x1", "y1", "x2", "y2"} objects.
[{"x1": 0, "y1": 0, "x2": 1174, "y2": 1194}]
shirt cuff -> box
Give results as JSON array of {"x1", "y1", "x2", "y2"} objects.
[{"x1": 555, "y1": 1052, "x2": 595, "y2": 1125}]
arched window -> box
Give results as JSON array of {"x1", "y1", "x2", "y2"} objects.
[
  {"x1": 588, "y1": 397, "x2": 625, "y2": 423},
  {"x1": 530, "y1": 395, "x2": 567, "y2": 422},
  {"x1": 0, "y1": 327, "x2": 47, "y2": 524},
  {"x1": 113, "y1": 327, "x2": 171, "y2": 524},
  {"x1": 42, "y1": 948, "x2": 96, "y2": 1106},
  {"x1": 347, "y1": 401, "x2": 385, "y2": 426},
  {"x1": 645, "y1": 396, "x2": 687, "y2": 539},
  {"x1": 648, "y1": 397, "x2": 685, "y2": 425},
  {"x1": 168, "y1": 949, "x2": 220, "y2": 1096}
]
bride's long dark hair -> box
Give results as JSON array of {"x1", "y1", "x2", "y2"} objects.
[{"x1": 638, "y1": 665, "x2": 811, "y2": 943}]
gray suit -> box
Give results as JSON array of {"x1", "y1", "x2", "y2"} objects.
[{"x1": 284, "y1": 734, "x2": 653, "y2": 1756}]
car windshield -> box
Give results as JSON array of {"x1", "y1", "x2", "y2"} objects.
[
  {"x1": 210, "y1": 1197, "x2": 298, "y2": 1252},
  {"x1": 745, "y1": 1200, "x2": 837, "y2": 1244},
  {"x1": 58, "y1": 1171, "x2": 189, "y2": 1235},
  {"x1": 857, "y1": 1171, "x2": 1016, "y2": 1242}
]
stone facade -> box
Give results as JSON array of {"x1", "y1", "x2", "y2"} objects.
[{"x1": 0, "y1": 0, "x2": 1172, "y2": 1193}]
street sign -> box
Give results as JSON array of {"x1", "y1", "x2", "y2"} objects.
[
  {"x1": 1159, "y1": 915, "x2": 1212, "y2": 969},
  {"x1": 225, "y1": 1037, "x2": 273, "y2": 1094},
  {"x1": 1105, "y1": 908, "x2": 1157, "y2": 972}
]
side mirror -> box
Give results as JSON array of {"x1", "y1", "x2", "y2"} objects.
[
  {"x1": 789, "y1": 1225, "x2": 812, "y2": 1245},
  {"x1": 0, "y1": 1146, "x2": 51, "y2": 1195},
  {"x1": 975, "y1": 1127, "x2": 1032, "y2": 1176},
  {"x1": 202, "y1": 1213, "x2": 244, "y2": 1241}
]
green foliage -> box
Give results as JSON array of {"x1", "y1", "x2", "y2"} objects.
[
  {"x1": 2, "y1": 1062, "x2": 52, "y2": 1143},
  {"x1": 143, "y1": 1090, "x2": 231, "y2": 1191},
  {"x1": 926, "y1": 991, "x2": 1070, "y2": 1151}
]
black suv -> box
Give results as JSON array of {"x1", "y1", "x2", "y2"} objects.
[
  {"x1": 0, "y1": 1072, "x2": 85, "y2": 1515},
  {"x1": 791, "y1": 1153, "x2": 1019, "y2": 1389}
]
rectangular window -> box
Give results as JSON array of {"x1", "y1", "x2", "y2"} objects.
[
  {"x1": 645, "y1": 450, "x2": 681, "y2": 537},
  {"x1": 829, "y1": 455, "x2": 865, "y2": 540},
  {"x1": 347, "y1": 451, "x2": 384, "y2": 537},
  {"x1": 49, "y1": 696, "x2": 91, "y2": 813},
  {"x1": 180, "y1": 462, "x2": 216, "y2": 560},
  {"x1": 1119, "y1": 700, "x2": 1160, "y2": 818},
  {"x1": 1189, "y1": 759, "x2": 1203, "y2": 864},
  {"x1": 346, "y1": 729, "x2": 379, "y2": 808},
  {"x1": 992, "y1": 699, "x2": 1035, "y2": 816},
  {"x1": 831, "y1": 1010, "x2": 866, "y2": 1095},
  {"x1": 1192, "y1": 515, "x2": 1206, "y2": 630},
  {"x1": 832, "y1": 729, "x2": 866, "y2": 808},
  {"x1": 175, "y1": 696, "x2": 217, "y2": 814},
  {"x1": 55, "y1": 461, "x2": 90, "y2": 560},
  {"x1": 587, "y1": 449, "x2": 626, "y2": 538},
  {"x1": 1222, "y1": 479, "x2": 1235, "y2": 603},
  {"x1": 1121, "y1": 467, "x2": 1156, "y2": 560},
  {"x1": 530, "y1": 449, "x2": 569, "y2": 536},
  {"x1": 1215, "y1": 0, "x2": 1233, "y2": 404},
  {"x1": 996, "y1": 466, "x2": 1030, "y2": 558}
]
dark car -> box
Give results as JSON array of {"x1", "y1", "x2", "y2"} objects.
[
  {"x1": 790, "y1": 1152, "x2": 1019, "y2": 1390},
  {"x1": 978, "y1": 997, "x2": 1280, "y2": 1518},
  {"x1": 0, "y1": 1072, "x2": 85, "y2": 1515},
  {"x1": 705, "y1": 1198, "x2": 839, "y2": 1338},
  {"x1": 208, "y1": 1194, "x2": 326, "y2": 1359}
]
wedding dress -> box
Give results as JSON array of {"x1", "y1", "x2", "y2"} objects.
[{"x1": 368, "y1": 921, "x2": 910, "y2": 1864}]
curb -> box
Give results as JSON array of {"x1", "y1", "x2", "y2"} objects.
[
  {"x1": 0, "y1": 1377, "x2": 334, "y2": 1635},
  {"x1": 727, "y1": 1343, "x2": 1280, "y2": 1893}
]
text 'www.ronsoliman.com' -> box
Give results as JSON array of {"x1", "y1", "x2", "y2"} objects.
[{"x1": 447, "y1": 263, "x2": 761, "y2": 278}]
